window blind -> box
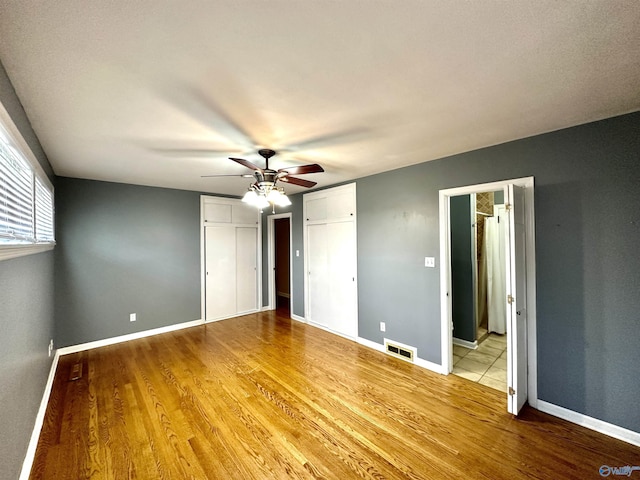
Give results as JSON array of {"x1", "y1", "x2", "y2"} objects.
[{"x1": 0, "y1": 125, "x2": 54, "y2": 245}]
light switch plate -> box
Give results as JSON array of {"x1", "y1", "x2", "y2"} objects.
[{"x1": 425, "y1": 257, "x2": 435, "y2": 268}]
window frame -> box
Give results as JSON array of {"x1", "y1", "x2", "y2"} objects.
[{"x1": 0, "y1": 101, "x2": 55, "y2": 261}]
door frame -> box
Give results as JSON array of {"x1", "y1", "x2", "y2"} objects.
[
  {"x1": 439, "y1": 176, "x2": 538, "y2": 408},
  {"x1": 267, "y1": 213, "x2": 293, "y2": 313}
]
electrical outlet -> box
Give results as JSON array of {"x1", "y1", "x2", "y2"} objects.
[
  {"x1": 380, "y1": 322, "x2": 386, "y2": 332},
  {"x1": 130, "y1": 313, "x2": 137, "y2": 322},
  {"x1": 48, "y1": 339, "x2": 54, "y2": 357},
  {"x1": 296, "y1": 250, "x2": 300, "y2": 257},
  {"x1": 425, "y1": 256, "x2": 436, "y2": 268}
]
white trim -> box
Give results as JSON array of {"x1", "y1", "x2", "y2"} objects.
[
  {"x1": 57, "y1": 319, "x2": 204, "y2": 355},
  {"x1": 537, "y1": 400, "x2": 640, "y2": 448},
  {"x1": 453, "y1": 337, "x2": 478, "y2": 350},
  {"x1": 260, "y1": 305, "x2": 271, "y2": 312},
  {"x1": 307, "y1": 319, "x2": 356, "y2": 341},
  {"x1": 204, "y1": 310, "x2": 261, "y2": 323},
  {"x1": 414, "y1": 357, "x2": 447, "y2": 375},
  {"x1": 266, "y1": 213, "x2": 293, "y2": 311},
  {"x1": 439, "y1": 189, "x2": 452, "y2": 374},
  {"x1": 357, "y1": 336, "x2": 385, "y2": 352},
  {"x1": 439, "y1": 177, "x2": 538, "y2": 410},
  {"x1": 291, "y1": 313, "x2": 306, "y2": 323},
  {"x1": 19, "y1": 351, "x2": 60, "y2": 480},
  {"x1": 0, "y1": 243, "x2": 54, "y2": 262}
]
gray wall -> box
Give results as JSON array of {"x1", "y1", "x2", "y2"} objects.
[
  {"x1": 450, "y1": 194, "x2": 475, "y2": 342},
  {"x1": 54, "y1": 178, "x2": 202, "y2": 347},
  {"x1": 0, "y1": 61, "x2": 56, "y2": 479},
  {"x1": 353, "y1": 111, "x2": 640, "y2": 433}
]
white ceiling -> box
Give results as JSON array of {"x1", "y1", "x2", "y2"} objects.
[{"x1": 1, "y1": 1, "x2": 639, "y2": 196}]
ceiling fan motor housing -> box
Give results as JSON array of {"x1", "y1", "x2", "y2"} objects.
[{"x1": 254, "y1": 170, "x2": 277, "y2": 189}]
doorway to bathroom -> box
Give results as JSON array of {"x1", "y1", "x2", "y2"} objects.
[
  {"x1": 449, "y1": 190, "x2": 508, "y2": 391},
  {"x1": 440, "y1": 177, "x2": 537, "y2": 415}
]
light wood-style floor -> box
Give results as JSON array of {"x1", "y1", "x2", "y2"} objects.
[{"x1": 31, "y1": 311, "x2": 640, "y2": 479}]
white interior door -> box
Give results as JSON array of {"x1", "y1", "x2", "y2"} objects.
[
  {"x1": 506, "y1": 184, "x2": 528, "y2": 415},
  {"x1": 307, "y1": 224, "x2": 330, "y2": 326},
  {"x1": 327, "y1": 221, "x2": 357, "y2": 337},
  {"x1": 236, "y1": 227, "x2": 258, "y2": 314},
  {"x1": 205, "y1": 225, "x2": 236, "y2": 320}
]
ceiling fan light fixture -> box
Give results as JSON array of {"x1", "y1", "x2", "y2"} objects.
[
  {"x1": 275, "y1": 192, "x2": 291, "y2": 207},
  {"x1": 242, "y1": 189, "x2": 258, "y2": 204},
  {"x1": 266, "y1": 188, "x2": 281, "y2": 202},
  {"x1": 255, "y1": 195, "x2": 270, "y2": 210}
]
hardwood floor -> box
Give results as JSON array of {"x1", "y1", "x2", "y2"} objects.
[{"x1": 31, "y1": 311, "x2": 640, "y2": 479}]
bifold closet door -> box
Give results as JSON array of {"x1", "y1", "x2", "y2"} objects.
[
  {"x1": 326, "y1": 221, "x2": 357, "y2": 337},
  {"x1": 307, "y1": 224, "x2": 330, "y2": 325},
  {"x1": 307, "y1": 221, "x2": 357, "y2": 337},
  {"x1": 205, "y1": 225, "x2": 236, "y2": 320},
  {"x1": 236, "y1": 227, "x2": 258, "y2": 314}
]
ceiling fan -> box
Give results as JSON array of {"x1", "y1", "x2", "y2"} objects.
[{"x1": 202, "y1": 149, "x2": 324, "y2": 210}]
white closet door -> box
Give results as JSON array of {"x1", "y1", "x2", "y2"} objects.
[
  {"x1": 205, "y1": 225, "x2": 236, "y2": 320},
  {"x1": 327, "y1": 221, "x2": 357, "y2": 337},
  {"x1": 307, "y1": 224, "x2": 330, "y2": 326},
  {"x1": 236, "y1": 227, "x2": 258, "y2": 314}
]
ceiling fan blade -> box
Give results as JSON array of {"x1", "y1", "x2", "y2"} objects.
[
  {"x1": 229, "y1": 157, "x2": 262, "y2": 171},
  {"x1": 278, "y1": 164, "x2": 324, "y2": 175},
  {"x1": 201, "y1": 174, "x2": 254, "y2": 178},
  {"x1": 279, "y1": 176, "x2": 317, "y2": 188}
]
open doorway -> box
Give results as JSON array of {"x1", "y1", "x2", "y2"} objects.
[
  {"x1": 267, "y1": 213, "x2": 293, "y2": 317},
  {"x1": 440, "y1": 177, "x2": 537, "y2": 415},
  {"x1": 450, "y1": 191, "x2": 508, "y2": 391}
]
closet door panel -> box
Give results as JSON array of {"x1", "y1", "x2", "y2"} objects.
[
  {"x1": 307, "y1": 224, "x2": 330, "y2": 327},
  {"x1": 204, "y1": 203, "x2": 232, "y2": 223},
  {"x1": 327, "y1": 221, "x2": 357, "y2": 337},
  {"x1": 205, "y1": 225, "x2": 236, "y2": 320},
  {"x1": 232, "y1": 204, "x2": 258, "y2": 225},
  {"x1": 306, "y1": 197, "x2": 327, "y2": 222},
  {"x1": 236, "y1": 227, "x2": 258, "y2": 313},
  {"x1": 327, "y1": 191, "x2": 355, "y2": 219}
]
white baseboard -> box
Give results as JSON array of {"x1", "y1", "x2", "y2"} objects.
[
  {"x1": 291, "y1": 313, "x2": 306, "y2": 323},
  {"x1": 357, "y1": 337, "x2": 446, "y2": 375},
  {"x1": 357, "y1": 336, "x2": 385, "y2": 353},
  {"x1": 57, "y1": 319, "x2": 204, "y2": 356},
  {"x1": 415, "y1": 357, "x2": 447, "y2": 375},
  {"x1": 20, "y1": 351, "x2": 60, "y2": 480},
  {"x1": 453, "y1": 337, "x2": 478, "y2": 350},
  {"x1": 537, "y1": 400, "x2": 640, "y2": 448},
  {"x1": 260, "y1": 305, "x2": 272, "y2": 312}
]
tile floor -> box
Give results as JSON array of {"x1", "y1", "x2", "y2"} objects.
[{"x1": 452, "y1": 333, "x2": 507, "y2": 392}]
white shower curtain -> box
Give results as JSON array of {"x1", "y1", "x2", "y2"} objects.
[{"x1": 484, "y1": 215, "x2": 507, "y2": 334}]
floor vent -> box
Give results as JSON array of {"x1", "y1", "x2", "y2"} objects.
[{"x1": 384, "y1": 340, "x2": 416, "y2": 363}]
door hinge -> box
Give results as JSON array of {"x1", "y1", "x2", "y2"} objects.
[
  {"x1": 509, "y1": 386, "x2": 516, "y2": 396},
  {"x1": 507, "y1": 294, "x2": 514, "y2": 305}
]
